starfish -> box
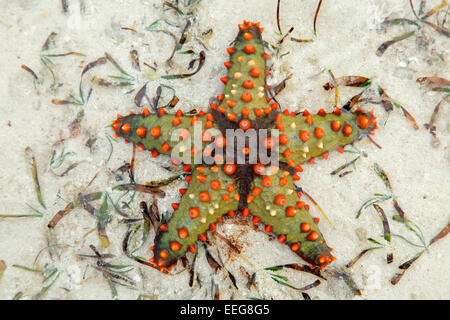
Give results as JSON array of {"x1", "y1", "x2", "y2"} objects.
[{"x1": 111, "y1": 21, "x2": 377, "y2": 272}]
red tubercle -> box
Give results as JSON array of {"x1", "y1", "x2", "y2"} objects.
[
  {"x1": 241, "y1": 92, "x2": 252, "y2": 103},
  {"x1": 242, "y1": 79, "x2": 254, "y2": 89},
  {"x1": 343, "y1": 124, "x2": 353, "y2": 136},
  {"x1": 227, "y1": 100, "x2": 236, "y2": 108},
  {"x1": 199, "y1": 191, "x2": 211, "y2": 202},
  {"x1": 299, "y1": 130, "x2": 310, "y2": 142},
  {"x1": 331, "y1": 121, "x2": 341, "y2": 132},
  {"x1": 243, "y1": 32, "x2": 253, "y2": 40},
  {"x1": 150, "y1": 126, "x2": 161, "y2": 138},
  {"x1": 121, "y1": 123, "x2": 131, "y2": 133},
  {"x1": 157, "y1": 108, "x2": 166, "y2": 117},
  {"x1": 274, "y1": 194, "x2": 286, "y2": 206},
  {"x1": 142, "y1": 108, "x2": 150, "y2": 116},
  {"x1": 244, "y1": 43, "x2": 256, "y2": 54},
  {"x1": 249, "y1": 67, "x2": 260, "y2": 78},
  {"x1": 239, "y1": 119, "x2": 251, "y2": 131}
]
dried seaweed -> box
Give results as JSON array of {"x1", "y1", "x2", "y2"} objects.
[
  {"x1": 25, "y1": 147, "x2": 46, "y2": 209},
  {"x1": 82, "y1": 57, "x2": 108, "y2": 77},
  {"x1": 324, "y1": 269, "x2": 362, "y2": 296},
  {"x1": 356, "y1": 193, "x2": 392, "y2": 219},
  {"x1": 389, "y1": 221, "x2": 448, "y2": 284},
  {"x1": 417, "y1": 76, "x2": 450, "y2": 86},
  {"x1": 409, "y1": 0, "x2": 420, "y2": 19},
  {"x1": 212, "y1": 230, "x2": 241, "y2": 254},
  {"x1": 91, "y1": 52, "x2": 135, "y2": 87},
  {"x1": 400, "y1": 105, "x2": 420, "y2": 130},
  {"x1": 390, "y1": 251, "x2": 424, "y2": 285},
  {"x1": 378, "y1": 86, "x2": 419, "y2": 129},
  {"x1": 429, "y1": 222, "x2": 450, "y2": 245},
  {"x1": 162, "y1": 51, "x2": 205, "y2": 80},
  {"x1": 346, "y1": 246, "x2": 384, "y2": 268},
  {"x1": 421, "y1": 1, "x2": 449, "y2": 20},
  {"x1": 392, "y1": 198, "x2": 406, "y2": 221},
  {"x1": 205, "y1": 249, "x2": 222, "y2": 273},
  {"x1": 68, "y1": 109, "x2": 85, "y2": 138},
  {"x1": 163, "y1": 1, "x2": 184, "y2": 15},
  {"x1": 376, "y1": 31, "x2": 416, "y2": 56},
  {"x1": 40, "y1": 32, "x2": 86, "y2": 88},
  {"x1": 373, "y1": 204, "x2": 391, "y2": 242},
  {"x1": 49, "y1": 147, "x2": 75, "y2": 171},
  {"x1": 13, "y1": 263, "x2": 60, "y2": 299},
  {"x1": 378, "y1": 1, "x2": 449, "y2": 57},
  {"x1": 76, "y1": 194, "x2": 111, "y2": 248},
  {"x1": 387, "y1": 252, "x2": 394, "y2": 264},
  {"x1": 302, "y1": 292, "x2": 311, "y2": 300},
  {"x1": 423, "y1": 20, "x2": 450, "y2": 36},
  {"x1": 227, "y1": 270, "x2": 238, "y2": 289},
  {"x1": 373, "y1": 163, "x2": 393, "y2": 192},
  {"x1": 313, "y1": 0, "x2": 323, "y2": 36},
  {"x1": 130, "y1": 50, "x2": 140, "y2": 71},
  {"x1": 129, "y1": 144, "x2": 136, "y2": 183},
  {"x1": 393, "y1": 216, "x2": 426, "y2": 248},
  {"x1": 81, "y1": 245, "x2": 136, "y2": 298},
  {"x1": 269, "y1": 264, "x2": 326, "y2": 280},
  {"x1": 0, "y1": 260, "x2": 6, "y2": 282},
  {"x1": 48, "y1": 192, "x2": 102, "y2": 228},
  {"x1": 0, "y1": 204, "x2": 44, "y2": 219},
  {"x1": 269, "y1": 74, "x2": 292, "y2": 96},
  {"x1": 330, "y1": 156, "x2": 360, "y2": 176},
  {"x1": 134, "y1": 83, "x2": 148, "y2": 108},
  {"x1": 188, "y1": 251, "x2": 198, "y2": 287},
  {"x1": 113, "y1": 183, "x2": 165, "y2": 196},
  {"x1": 290, "y1": 37, "x2": 314, "y2": 43},
  {"x1": 21, "y1": 64, "x2": 38, "y2": 81},
  {"x1": 379, "y1": 18, "x2": 420, "y2": 28},
  {"x1": 323, "y1": 76, "x2": 371, "y2": 90},
  {"x1": 296, "y1": 187, "x2": 331, "y2": 224},
  {"x1": 178, "y1": 18, "x2": 193, "y2": 48},
  {"x1": 95, "y1": 195, "x2": 111, "y2": 247},
  {"x1": 240, "y1": 266, "x2": 256, "y2": 289},
  {"x1": 12, "y1": 292, "x2": 23, "y2": 300},
  {"x1": 56, "y1": 163, "x2": 80, "y2": 177},
  {"x1": 276, "y1": 0, "x2": 282, "y2": 34},
  {"x1": 141, "y1": 199, "x2": 160, "y2": 233},
  {"x1": 340, "y1": 92, "x2": 361, "y2": 112},
  {"x1": 278, "y1": 27, "x2": 294, "y2": 45},
  {"x1": 268, "y1": 269, "x2": 321, "y2": 291},
  {"x1": 33, "y1": 266, "x2": 60, "y2": 300},
  {"x1": 417, "y1": 78, "x2": 450, "y2": 140}
]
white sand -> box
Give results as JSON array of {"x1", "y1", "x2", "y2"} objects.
[{"x1": 0, "y1": 0, "x2": 448, "y2": 300}]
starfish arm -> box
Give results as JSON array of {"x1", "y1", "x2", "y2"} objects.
[
  {"x1": 214, "y1": 22, "x2": 275, "y2": 124},
  {"x1": 152, "y1": 165, "x2": 239, "y2": 268},
  {"x1": 247, "y1": 169, "x2": 334, "y2": 268},
  {"x1": 112, "y1": 111, "x2": 219, "y2": 163},
  {"x1": 273, "y1": 110, "x2": 377, "y2": 165}
]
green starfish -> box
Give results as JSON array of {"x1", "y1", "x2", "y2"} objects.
[{"x1": 112, "y1": 20, "x2": 377, "y2": 272}]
